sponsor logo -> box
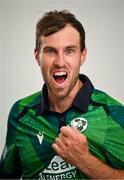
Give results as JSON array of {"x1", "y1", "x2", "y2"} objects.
[
  {"x1": 70, "y1": 117, "x2": 88, "y2": 132},
  {"x1": 39, "y1": 156, "x2": 77, "y2": 179},
  {"x1": 37, "y1": 131, "x2": 44, "y2": 145}
]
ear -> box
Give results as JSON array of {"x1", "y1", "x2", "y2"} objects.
[
  {"x1": 80, "y1": 48, "x2": 87, "y2": 65},
  {"x1": 34, "y1": 49, "x2": 40, "y2": 66}
]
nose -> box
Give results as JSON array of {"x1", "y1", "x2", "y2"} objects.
[{"x1": 54, "y1": 52, "x2": 65, "y2": 67}]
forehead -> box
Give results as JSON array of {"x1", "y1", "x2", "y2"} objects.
[{"x1": 40, "y1": 25, "x2": 80, "y2": 48}]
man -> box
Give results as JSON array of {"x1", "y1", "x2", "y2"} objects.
[{"x1": 0, "y1": 10, "x2": 124, "y2": 179}]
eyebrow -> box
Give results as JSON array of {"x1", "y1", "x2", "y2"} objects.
[
  {"x1": 65, "y1": 45, "x2": 78, "y2": 49},
  {"x1": 43, "y1": 46, "x2": 56, "y2": 51},
  {"x1": 43, "y1": 45, "x2": 78, "y2": 50}
]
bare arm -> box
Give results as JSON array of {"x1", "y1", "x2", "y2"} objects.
[{"x1": 52, "y1": 126, "x2": 124, "y2": 179}]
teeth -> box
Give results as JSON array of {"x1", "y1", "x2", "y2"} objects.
[{"x1": 53, "y1": 72, "x2": 67, "y2": 76}]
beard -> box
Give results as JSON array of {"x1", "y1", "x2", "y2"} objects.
[{"x1": 42, "y1": 71, "x2": 79, "y2": 100}]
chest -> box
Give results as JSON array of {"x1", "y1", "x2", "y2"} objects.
[{"x1": 16, "y1": 107, "x2": 109, "y2": 177}]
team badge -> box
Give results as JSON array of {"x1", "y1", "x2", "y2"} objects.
[{"x1": 70, "y1": 117, "x2": 88, "y2": 132}]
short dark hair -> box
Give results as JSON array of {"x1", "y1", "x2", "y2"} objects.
[{"x1": 35, "y1": 10, "x2": 85, "y2": 52}]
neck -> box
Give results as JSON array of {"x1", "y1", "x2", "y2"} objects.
[{"x1": 48, "y1": 80, "x2": 83, "y2": 113}]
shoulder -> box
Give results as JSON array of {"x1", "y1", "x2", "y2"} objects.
[
  {"x1": 92, "y1": 89, "x2": 123, "y2": 106},
  {"x1": 9, "y1": 91, "x2": 42, "y2": 119},
  {"x1": 91, "y1": 89, "x2": 124, "y2": 128}
]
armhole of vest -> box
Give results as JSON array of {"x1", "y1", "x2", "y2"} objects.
[{"x1": 90, "y1": 99, "x2": 110, "y2": 117}]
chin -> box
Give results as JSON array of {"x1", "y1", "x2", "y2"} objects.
[
  {"x1": 53, "y1": 92, "x2": 67, "y2": 99},
  {"x1": 50, "y1": 88, "x2": 68, "y2": 99}
]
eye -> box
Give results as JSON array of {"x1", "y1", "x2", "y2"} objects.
[
  {"x1": 44, "y1": 47, "x2": 56, "y2": 55},
  {"x1": 65, "y1": 48, "x2": 74, "y2": 55},
  {"x1": 46, "y1": 49, "x2": 55, "y2": 54}
]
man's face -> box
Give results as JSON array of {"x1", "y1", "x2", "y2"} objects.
[{"x1": 35, "y1": 24, "x2": 87, "y2": 99}]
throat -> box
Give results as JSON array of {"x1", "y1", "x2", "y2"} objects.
[{"x1": 49, "y1": 95, "x2": 73, "y2": 113}]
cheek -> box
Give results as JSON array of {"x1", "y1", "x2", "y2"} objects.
[
  {"x1": 71, "y1": 60, "x2": 81, "y2": 71},
  {"x1": 40, "y1": 56, "x2": 47, "y2": 69},
  {"x1": 40, "y1": 59, "x2": 51, "y2": 76},
  {"x1": 41, "y1": 54, "x2": 54, "y2": 67}
]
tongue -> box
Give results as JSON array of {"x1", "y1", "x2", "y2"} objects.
[{"x1": 54, "y1": 76, "x2": 66, "y2": 84}]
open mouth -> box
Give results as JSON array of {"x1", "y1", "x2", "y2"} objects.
[{"x1": 53, "y1": 71, "x2": 67, "y2": 84}]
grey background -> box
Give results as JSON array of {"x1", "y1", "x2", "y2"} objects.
[{"x1": 0, "y1": 0, "x2": 124, "y2": 155}]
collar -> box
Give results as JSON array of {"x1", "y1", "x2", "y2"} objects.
[
  {"x1": 73, "y1": 74, "x2": 94, "y2": 113},
  {"x1": 35, "y1": 74, "x2": 94, "y2": 115}
]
